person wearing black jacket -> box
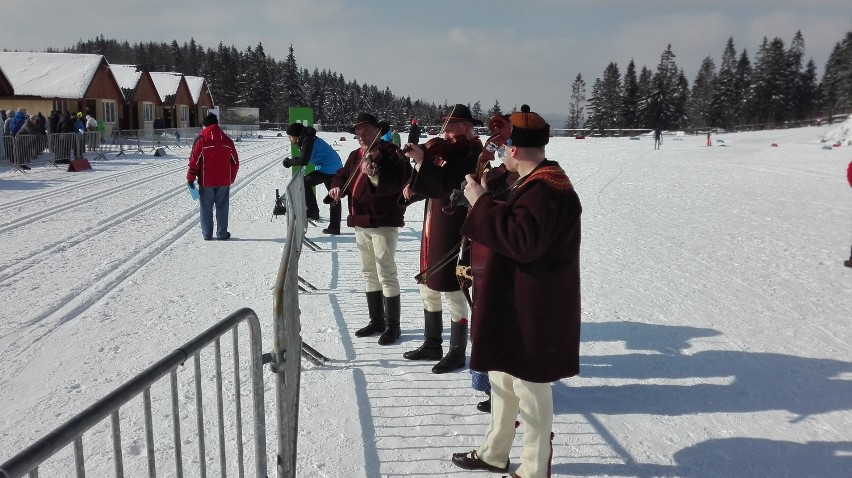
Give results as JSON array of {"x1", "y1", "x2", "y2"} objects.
[
  {"x1": 407, "y1": 118, "x2": 423, "y2": 145},
  {"x1": 283, "y1": 122, "x2": 344, "y2": 233}
]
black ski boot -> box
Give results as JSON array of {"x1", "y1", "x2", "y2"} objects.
[
  {"x1": 355, "y1": 291, "x2": 385, "y2": 337},
  {"x1": 403, "y1": 310, "x2": 443, "y2": 360},
  {"x1": 432, "y1": 319, "x2": 467, "y2": 373},
  {"x1": 378, "y1": 294, "x2": 401, "y2": 345}
]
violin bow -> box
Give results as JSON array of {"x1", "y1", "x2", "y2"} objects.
[
  {"x1": 413, "y1": 114, "x2": 512, "y2": 291},
  {"x1": 438, "y1": 104, "x2": 457, "y2": 137},
  {"x1": 455, "y1": 114, "x2": 513, "y2": 306},
  {"x1": 338, "y1": 127, "x2": 383, "y2": 200}
]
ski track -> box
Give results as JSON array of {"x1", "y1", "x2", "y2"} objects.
[
  {"x1": 0, "y1": 144, "x2": 288, "y2": 382},
  {"x1": 0, "y1": 145, "x2": 280, "y2": 284},
  {"x1": 0, "y1": 143, "x2": 271, "y2": 234}
]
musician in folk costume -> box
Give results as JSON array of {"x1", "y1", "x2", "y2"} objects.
[
  {"x1": 451, "y1": 105, "x2": 582, "y2": 478},
  {"x1": 328, "y1": 112, "x2": 412, "y2": 345},
  {"x1": 400, "y1": 104, "x2": 483, "y2": 373}
]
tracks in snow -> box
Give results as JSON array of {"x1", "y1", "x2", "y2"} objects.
[{"x1": 0, "y1": 143, "x2": 288, "y2": 380}]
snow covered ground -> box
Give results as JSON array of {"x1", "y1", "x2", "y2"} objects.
[{"x1": 1, "y1": 119, "x2": 851, "y2": 477}]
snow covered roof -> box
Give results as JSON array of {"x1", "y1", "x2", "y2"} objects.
[
  {"x1": 0, "y1": 52, "x2": 104, "y2": 99},
  {"x1": 149, "y1": 72, "x2": 183, "y2": 104},
  {"x1": 184, "y1": 76, "x2": 205, "y2": 104},
  {"x1": 110, "y1": 64, "x2": 142, "y2": 99}
]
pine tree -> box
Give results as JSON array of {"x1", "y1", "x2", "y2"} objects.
[
  {"x1": 734, "y1": 49, "x2": 753, "y2": 124},
  {"x1": 636, "y1": 66, "x2": 653, "y2": 127},
  {"x1": 598, "y1": 62, "x2": 622, "y2": 131},
  {"x1": 820, "y1": 41, "x2": 846, "y2": 123},
  {"x1": 798, "y1": 59, "x2": 819, "y2": 120},
  {"x1": 241, "y1": 43, "x2": 273, "y2": 121},
  {"x1": 639, "y1": 44, "x2": 685, "y2": 129},
  {"x1": 750, "y1": 37, "x2": 789, "y2": 124},
  {"x1": 709, "y1": 37, "x2": 738, "y2": 129},
  {"x1": 282, "y1": 45, "x2": 305, "y2": 119},
  {"x1": 488, "y1": 100, "x2": 502, "y2": 117},
  {"x1": 686, "y1": 56, "x2": 716, "y2": 128},
  {"x1": 471, "y1": 101, "x2": 483, "y2": 122},
  {"x1": 585, "y1": 78, "x2": 604, "y2": 133},
  {"x1": 621, "y1": 61, "x2": 639, "y2": 129},
  {"x1": 170, "y1": 40, "x2": 184, "y2": 73},
  {"x1": 565, "y1": 73, "x2": 586, "y2": 130},
  {"x1": 188, "y1": 38, "x2": 200, "y2": 76}
]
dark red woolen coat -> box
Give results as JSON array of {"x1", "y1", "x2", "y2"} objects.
[
  {"x1": 462, "y1": 160, "x2": 582, "y2": 383},
  {"x1": 329, "y1": 141, "x2": 411, "y2": 228},
  {"x1": 408, "y1": 138, "x2": 482, "y2": 291}
]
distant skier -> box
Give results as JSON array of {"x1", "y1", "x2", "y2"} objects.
[{"x1": 653, "y1": 128, "x2": 662, "y2": 150}]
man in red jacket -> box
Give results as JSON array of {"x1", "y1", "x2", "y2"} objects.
[
  {"x1": 187, "y1": 113, "x2": 240, "y2": 240},
  {"x1": 451, "y1": 105, "x2": 582, "y2": 478}
]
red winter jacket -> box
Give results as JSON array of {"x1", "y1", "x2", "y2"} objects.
[
  {"x1": 847, "y1": 160, "x2": 852, "y2": 189},
  {"x1": 187, "y1": 125, "x2": 239, "y2": 187}
]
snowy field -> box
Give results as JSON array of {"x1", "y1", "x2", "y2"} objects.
[{"x1": 1, "y1": 119, "x2": 851, "y2": 477}]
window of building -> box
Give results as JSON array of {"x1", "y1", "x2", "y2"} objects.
[
  {"x1": 143, "y1": 102, "x2": 154, "y2": 123},
  {"x1": 103, "y1": 101, "x2": 117, "y2": 123},
  {"x1": 180, "y1": 105, "x2": 189, "y2": 123}
]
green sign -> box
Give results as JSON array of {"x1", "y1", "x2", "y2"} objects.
[{"x1": 288, "y1": 107, "x2": 315, "y2": 177}]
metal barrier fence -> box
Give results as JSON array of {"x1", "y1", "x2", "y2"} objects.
[
  {"x1": 110, "y1": 128, "x2": 201, "y2": 157},
  {"x1": 271, "y1": 168, "x2": 308, "y2": 478},
  {"x1": 1, "y1": 128, "x2": 203, "y2": 169},
  {"x1": 0, "y1": 308, "x2": 268, "y2": 478},
  {"x1": 0, "y1": 169, "x2": 318, "y2": 478}
]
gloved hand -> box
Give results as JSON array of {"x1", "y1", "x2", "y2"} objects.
[
  {"x1": 187, "y1": 180, "x2": 195, "y2": 189},
  {"x1": 282, "y1": 157, "x2": 292, "y2": 168}
]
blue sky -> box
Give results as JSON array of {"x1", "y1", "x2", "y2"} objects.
[{"x1": 3, "y1": 0, "x2": 851, "y2": 117}]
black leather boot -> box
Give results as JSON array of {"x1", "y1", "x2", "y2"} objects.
[
  {"x1": 432, "y1": 319, "x2": 467, "y2": 373},
  {"x1": 378, "y1": 294, "x2": 401, "y2": 345},
  {"x1": 355, "y1": 291, "x2": 385, "y2": 337},
  {"x1": 403, "y1": 310, "x2": 443, "y2": 360},
  {"x1": 476, "y1": 395, "x2": 491, "y2": 413}
]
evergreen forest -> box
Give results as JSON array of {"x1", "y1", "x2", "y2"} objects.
[{"x1": 55, "y1": 30, "x2": 852, "y2": 134}]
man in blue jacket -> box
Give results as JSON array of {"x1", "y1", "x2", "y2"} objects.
[
  {"x1": 284, "y1": 122, "x2": 343, "y2": 234},
  {"x1": 9, "y1": 108, "x2": 28, "y2": 136}
]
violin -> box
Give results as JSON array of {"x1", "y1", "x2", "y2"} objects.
[
  {"x1": 454, "y1": 114, "x2": 512, "y2": 305},
  {"x1": 400, "y1": 135, "x2": 472, "y2": 162},
  {"x1": 413, "y1": 115, "x2": 512, "y2": 288}
]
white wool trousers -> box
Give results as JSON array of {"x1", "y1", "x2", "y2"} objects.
[
  {"x1": 477, "y1": 371, "x2": 553, "y2": 478},
  {"x1": 354, "y1": 226, "x2": 400, "y2": 297},
  {"x1": 418, "y1": 285, "x2": 468, "y2": 322}
]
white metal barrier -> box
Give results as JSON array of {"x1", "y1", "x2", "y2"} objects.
[{"x1": 0, "y1": 309, "x2": 268, "y2": 478}]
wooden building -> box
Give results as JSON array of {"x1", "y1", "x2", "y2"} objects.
[
  {"x1": 149, "y1": 72, "x2": 194, "y2": 129},
  {"x1": 111, "y1": 64, "x2": 163, "y2": 131},
  {"x1": 185, "y1": 75, "x2": 215, "y2": 127},
  {"x1": 0, "y1": 52, "x2": 124, "y2": 133}
]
